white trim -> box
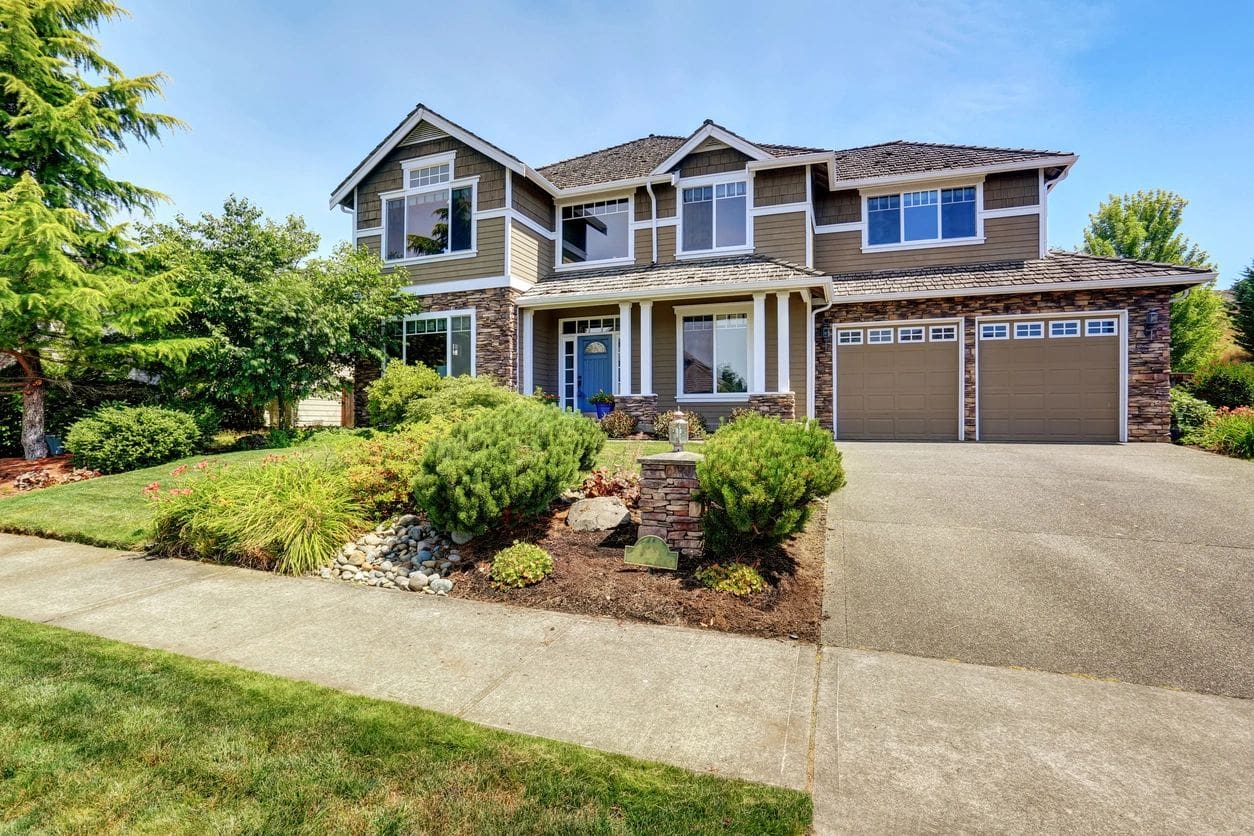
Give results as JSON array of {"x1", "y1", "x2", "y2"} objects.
[
  {"x1": 675, "y1": 173, "x2": 753, "y2": 257},
  {"x1": 400, "y1": 151, "x2": 456, "y2": 186},
  {"x1": 897, "y1": 325, "x2": 926, "y2": 343},
  {"x1": 618, "y1": 302, "x2": 633, "y2": 395},
  {"x1": 554, "y1": 175, "x2": 670, "y2": 200},
  {"x1": 676, "y1": 393, "x2": 751, "y2": 403},
  {"x1": 981, "y1": 205, "x2": 1041, "y2": 219},
  {"x1": 554, "y1": 194, "x2": 635, "y2": 271},
  {"x1": 929, "y1": 324, "x2": 958, "y2": 342},
  {"x1": 1086, "y1": 317, "x2": 1118, "y2": 336},
  {"x1": 394, "y1": 308, "x2": 477, "y2": 376},
  {"x1": 639, "y1": 301, "x2": 653, "y2": 395},
  {"x1": 829, "y1": 272, "x2": 1214, "y2": 304},
  {"x1": 1048, "y1": 319, "x2": 1081, "y2": 338},
  {"x1": 1039, "y1": 168, "x2": 1049, "y2": 259},
  {"x1": 673, "y1": 301, "x2": 755, "y2": 399},
  {"x1": 631, "y1": 217, "x2": 679, "y2": 229},
  {"x1": 862, "y1": 183, "x2": 983, "y2": 253},
  {"x1": 518, "y1": 276, "x2": 832, "y2": 309},
  {"x1": 480, "y1": 208, "x2": 557, "y2": 242},
  {"x1": 674, "y1": 246, "x2": 754, "y2": 261},
  {"x1": 652, "y1": 123, "x2": 774, "y2": 175},
  {"x1": 751, "y1": 201, "x2": 809, "y2": 216},
  {"x1": 830, "y1": 156, "x2": 1079, "y2": 191},
  {"x1": 836, "y1": 329, "x2": 863, "y2": 345},
  {"x1": 814, "y1": 221, "x2": 865, "y2": 235},
  {"x1": 557, "y1": 315, "x2": 622, "y2": 412},
  {"x1": 805, "y1": 294, "x2": 815, "y2": 419},
  {"x1": 804, "y1": 164, "x2": 814, "y2": 269},
  {"x1": 776, "y1": 291, "x2": 791, "y2": 394},
  {"x1": 752, "y1": 293, "x2": 767, "y2": 392},
  {"x1": 503, "y1": 171, "x2": 513, "y2": 283},
  {"x1": 380, "y1": 171, "x2": 479, "y2": 264},
  {"x1": 386, "y1": 250, "x2": 478, "y2": 268},
  {"x1": 353, "y1": 226, "x2": 383, "y2": 240},
  {"x1": 521, "y1": 308, "x2": 534, "y2": 395},
  {"x1": 400, "y1": 275, "x2": 531, "y2": 295},
  {"x1": 867, "y1": 327, "x2": 894, "y2": 344},
  {"x1": 862, "y1": 237, "x2": 985, "y2": 254},
  {"x1": 979, "y1": 323, "x2": 1010, "y2": 341}
]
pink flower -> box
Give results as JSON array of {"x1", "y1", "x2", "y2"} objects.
[
  {"x1": 194, "y1": 460, "x2": 209, "y2": 470},
  {"x1": 142, "y1": 481, "x2": 161, "y2": 498},
  {"x1": 171, "y1": 464, "x2": 188, "y2": 478}
]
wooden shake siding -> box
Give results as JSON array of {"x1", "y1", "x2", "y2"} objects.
[
  {"x1": 513, "y1": 175, "x2": 555, "y2": 230},
  {"x1": 754, "y1": 212, "x2": 807, "y2": 264},
  {"x1": 510, "y1": 221, "x2": 553, "y2": 283},
  {"x1": 674, "y1": 148, "x2": 750, "y2": 178},
  {"x1": 356, "y1": 136, "x2": 505, "y2": 231},
  {"x1": 633, "y1": 184, "x2": 676, "y2": 220},
  {"x1": 754, "y1": 167, "x2": 806, "y2": 206},
  {"x1": 813, "y1": 186, "x2": 861, "y2": 225},
  {"x1": 393, "y1": 215, "x2": 507, "y2": 283},
  {"x1": 813, "y1": 214, "x2": 1040, "y2": 272},
  {"x1": 984, "y1": 169, "x2": 1040, "y2": 209}
]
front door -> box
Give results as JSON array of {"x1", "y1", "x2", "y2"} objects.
[{"x1": 577, "y1": 335, "x2": 613, "y2": 413}]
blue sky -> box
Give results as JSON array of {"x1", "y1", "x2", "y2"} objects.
[{"x1": 99, "y1": 0, "x2": 1252, "y2": 286}]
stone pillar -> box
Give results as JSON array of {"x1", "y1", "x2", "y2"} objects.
[
  {"x1": 613, "y1": 394, "x2": 659, "y2": 433},
  {"x1": 747, "y1": 392, "x2": 796, "y2": 420},
  {"x1": 637, "y1": 451, "x2": 705, "y2": 560}
]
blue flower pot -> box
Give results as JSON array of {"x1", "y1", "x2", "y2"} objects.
[{"x1": 594, "y1": 403, "x2": 614, "y2": 419}]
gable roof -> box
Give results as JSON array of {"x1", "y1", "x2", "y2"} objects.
[{"x1": 830, "y1": 140, "x2": 1074, "y2": 185}]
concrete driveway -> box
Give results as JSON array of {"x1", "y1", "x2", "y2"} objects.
[{"x1": 826, "y1": 441, "x2": 1254, "y2": 698}]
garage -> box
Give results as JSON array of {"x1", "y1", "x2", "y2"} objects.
[
  {"x1": 976, "y1": 314, "x2": 1124, "y2": 442},
  {"x1": 835, "y1": 320, "x2": 962, "y2": 440}
]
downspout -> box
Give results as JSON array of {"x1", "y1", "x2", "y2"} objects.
[{"x1": 645, "y1": 180, "x2": 658, "y2": 263}]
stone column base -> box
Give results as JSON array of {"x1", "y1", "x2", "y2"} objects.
[
  {"x1": 613, "y1": 394, "x2": 659, "y2": 434},
  {"x1": 638, "y1": 451, "x2": 705, "y2": 561},
  {"x1": 747, "y1": 392, "x2": 796, "y2": 420}
]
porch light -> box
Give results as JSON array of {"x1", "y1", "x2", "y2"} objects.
[{"x1": 670, "y1": 410, "x2": 689, "y2": 452}]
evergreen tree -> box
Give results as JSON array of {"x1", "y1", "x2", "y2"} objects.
[
  {"x1": 1231, "y1": 262, "x2": 1254, "y2": 357},
  {"x1": 1169, "y1": 283, "x2": 1230, "y2": 372}
]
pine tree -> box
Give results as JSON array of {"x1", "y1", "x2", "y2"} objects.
[{"x1": 1232, "y1": 262, "x2": 1254, "y2": 357}]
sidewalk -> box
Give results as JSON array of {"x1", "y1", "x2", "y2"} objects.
[{"x1": 2, "y1": 532, "x2": 1251, "y2": 833}]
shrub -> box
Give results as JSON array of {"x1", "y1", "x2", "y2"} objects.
[
  {"x1": 697, "y1": 415, "x2": 845, "y2": 556},
  {"x1": 342, "y1": 418, "x2": 452, "y2": 518},
  {"x1": 580, "y1": 468, "x2": 640, "y2": 507},
  {"x1": 1170, "y1": 388, "x2": 1216, "y2": 440},
  {"x1": 403, "y1": 375, "x2": 522, "y2": 424},
  {"x1": 163, "y1": 400, "x2": 222, "y2": 443},
  {"x1": 652, "y1": 409, "x2": 707, "y2": 441},
  {"x1": 490, "y1": 542, "x2": 554, "y2": 588},
  {"x1": 1192, "y1": 362, "x2": 1254, "y2": 409},
  {"x1": 694, "y1": 562, "x2": 766, "y2": 597},
  {"x1": 1190, "y1": 407, "x2": 1254, "y2": 459},
  {"x1": 414, "y1": 401, "x2": 605, "y2": 536},
  {"x1": 599, "y1": 409, "x2": 637, "y2": 438},
  {"x1": 65, "y1": 405, "x2": 202, "y2": 474},
  {"x1": 366, "y1": 362, "x2": 443, "y2": 427},
  {"x1": 726, "y1": 407, "x2": 758, "y2": 425},
  {"x1": 151, "y1": 454, "x2": 366, "y2": 575}
]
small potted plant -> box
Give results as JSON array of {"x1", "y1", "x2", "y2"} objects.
[{"x1": 588, "y1": 389, "x2": 615, "y2": 419}]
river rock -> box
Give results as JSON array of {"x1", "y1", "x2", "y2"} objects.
[{"x1": 567, "y1": 496, "x2": 630, "y2": 531}]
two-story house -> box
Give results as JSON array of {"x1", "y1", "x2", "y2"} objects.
[{"x1": 330, "y1": 105, "x2": 1213, "y2": 442}]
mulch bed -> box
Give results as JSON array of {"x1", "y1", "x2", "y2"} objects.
[
  {"x1": 451, "y1": 501, "x2": 826, "y2": 642},
  {"x1": 0, "y1": 454, "x2": 77, "y2": 497}
]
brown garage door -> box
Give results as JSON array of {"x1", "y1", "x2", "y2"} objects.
[
  {"x1": 836, "y1": 322, "x2": 961, "y2": 440},
  {"x1": 977, "y1": 316, "x2": 1121, "y2": 442}
]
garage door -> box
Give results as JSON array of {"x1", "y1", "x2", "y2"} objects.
[
  {"x1": 977, "y1": 316, "x2": 1121, "y2": 442},
  {"x1": 836, "y1": 321, "x2": 961, "y2": 440}
]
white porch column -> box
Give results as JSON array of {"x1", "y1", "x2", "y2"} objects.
[
  {"x1": 752, "y1": 293, "x2": 767, "y2": 393},
  {"x1": 618, "y1": 301, "x2": 633, "y2": 395},
  {"x1": 639, "y1": 301, "x2": 653, "y2": 394},
  {"x1": 520, "y1": 308, "x2": 534, "y2": 395},
  {"x1": 775, "y1": 291, "x2": 791, "y2": 393}
]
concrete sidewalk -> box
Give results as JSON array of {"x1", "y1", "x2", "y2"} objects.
[{"x1": 2, "y1": 532, "x2": 1251, "y2": 833}]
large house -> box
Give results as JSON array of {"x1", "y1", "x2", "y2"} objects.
[{"x1": 330, "y1": 105, "x2": 1213, "y2": 442}]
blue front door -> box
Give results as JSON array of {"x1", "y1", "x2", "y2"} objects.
[{"x1": 577, "y1": 335, "x2": 613, "y2": 413}]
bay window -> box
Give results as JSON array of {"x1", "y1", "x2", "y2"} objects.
[
  {"x1": 680, "y1": 312, "x2": 750, "y2": 395},
  {"x1": 867, "y1": 185, "x2": 977, "y2": 247},
  {"x1": 561, "y1": 198, "x2": 629, "y2": 264},
  {"x1": 387, "y1": 313, "x2": 474, "y2": 376},
  {"x1": 383, "y1": 157, "x2": 474, "y2": 261},
  {"x1": 681, "y1": 180, "x2": 747, "y2": 252}
]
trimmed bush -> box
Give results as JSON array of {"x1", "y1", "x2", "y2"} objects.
[
  {"x1": 414, "y1": 401, "x2": 605, "y2": 536},
  {"x1": 1190, "y1": 407, "x2": 1254, "y2": 459},
  {"x1": 342, "y1": 418, "x2": 453, "y2": 518},
  {"x1": 652, "y1": 409, "x2": 707, "y2": 441},
  {"x1": 599, "y1": 409, "x2": 637, "y2": 438},
  {"x1": 1170, "y1": 388, "x2": 1216, "y2": 440},
  {"x1": 404, "y1": 376, "x2": 522, "y2": 424},
  {"x1": 697, "y1": 415, "x2": 845, "y2": 555},
  {"x1": 490, "y1": 542, "x2": 554, "y2": 588},
  {"x1": 1192, "y1": 362, "x2": 1254, "y2": 409},
  {"x1": 65, "y1": 405, "x2": 201, "y2": 474},
  {"x1": 366, "y1": 362, "x2": 443, "y2": 427},
  {"x1": 151, "y1": 454, "x2": 366, "y2": 575},
  {"x1": 694, "y1": 562, "x2": 766, "y2": 597}
]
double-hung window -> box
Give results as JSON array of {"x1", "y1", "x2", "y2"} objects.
[
  {"x1": 681, "y1": 180, "x2": 747, "y2": 252},
  {"x1": 680, "y1": 311, "x2": 750, "y2": 395},
  {"x1": 561, "y1": 198, "x2": 629, "y2": 264},
  {"x1": 387, "y1": 313, "x2": 473, "y2": 377},
  {"x1": 384, "y1": 157, "x2": 474, "y2": 261},
  {"x1": 867, "y1": 185, "x2": 978, "y2": 246}
]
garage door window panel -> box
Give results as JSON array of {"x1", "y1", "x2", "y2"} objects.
[
  {"x1": 898, "y1": 326, "x2": 925, "y2": 343},
  {"x1": 980, "y1": 323, "x2": 1009, "y2": 340},
  {"x1": 1015, "y1": 322, "x2": 1043, "y2": 339},
  {"x1": 1086, "y1": 318, "x2": 1118, "y2": 336},
  {"x1": 838, "y1": 329, "x2": 863, "y2": 345},
  {"x1": 930, "y1": 325, "x2": 957, "y2": 342},
  {"x1": 868, "y1": 328, "x2": 894, "y2": 344},
  {"x1": 1049, "y1": 320, "x2": 1080, "y2": 338}
]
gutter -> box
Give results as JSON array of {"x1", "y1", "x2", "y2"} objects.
[{"x1": 516, "y1": 276, "x2": 834, "y2": 309}]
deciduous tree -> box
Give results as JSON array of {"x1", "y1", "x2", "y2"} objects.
[{"x1": 1081, "y1": 189, "x2": 1212, "y2": 267}]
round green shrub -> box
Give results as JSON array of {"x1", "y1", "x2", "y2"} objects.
[
  {"x1": 1170, "y1": 387, "x2": 1216, "y2": 440},
  {"x1": 652, "y1": 409, "x2": 707, "y2": 440},
  {"x1": 697, "y1": 414, "x2": 845, "y2": 556},
  {"x1": 413, "y1": 401, "x2": 605, "y2": 536},
  {"x1": 599, "y1": 409, "x2": 638, "y2": 438},
  {"x1": 490, "y1": 542, "x2": 554, "y2": 588},
  {"x1": 1192, "y1": 362, "x2": 1254, "y2": 409},
  {"x1": 404, "y1": 375, "x2": 523, "y2": 424},
  {"x1": 366, "y1": 362, "x2": 443, "y2": 427},
  {"x1": 65, "y1": 405, "x2": 201, "y2": 474},
  {"x1": 694, "y1": 562, "x2": 766, "y2": 596}
]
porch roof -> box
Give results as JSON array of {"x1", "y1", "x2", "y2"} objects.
[{"x1": 516, "y1": 254, "x2": 831, "y2": 308}]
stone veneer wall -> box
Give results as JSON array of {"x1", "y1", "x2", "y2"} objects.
[
  {"x1": 637, "y1": 452, "x2": 705, "y2": 560},
  {"x1": 613, "y1": 394, "x2": 659, "y2": 433},
  {"x1": 747, "y1": 393, "x2": 796, "y2": 420},
  {"x1": 814, "y1": 286, "x2": 1185, "y2": 442}
]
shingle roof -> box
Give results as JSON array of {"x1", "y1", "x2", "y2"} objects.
[
  {"x1": 828, "y1": 251, "x2": 1210, "y2": 298},
  {"x1": 830, "y1": 140, "x2": 1071, "y2": 182},
  {"x1": 519, "y1": 254, "x2": 826, "y2": 303}
]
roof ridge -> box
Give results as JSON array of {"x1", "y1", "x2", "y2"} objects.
[
  {"x1": 1049, "y1": 249, "x2": 1214, "y2": 273},
  {"x1": 536, "y1": 133, "x2": 686, "y2": 173}
]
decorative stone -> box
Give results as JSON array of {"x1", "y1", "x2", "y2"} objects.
[
  {"x1": 451, "y1": 531, "x2": 473, "y2": 545},
  {"x1": 346, "y1": 550, "x2": 365, "y2": 567},
  {"x1": 430, "y1": 577, "x2": 454, "y2": 594},
  {"x1": 320, "y1": 568, "x2": 332, "y2": 579},
  {"x1": 638, "y1": 451, "x2": 706, "y2": 560},
  {"x1": 567, "y1": 496, "x2": 630, "y2": 531},
  {"x1": 410, "y1": 573, "x2": 429, "y2": 589},
  {"x1": 398, "y1": 514, "x2": 418, "y2": 526}
]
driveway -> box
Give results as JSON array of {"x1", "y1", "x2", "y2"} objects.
[{"x1": 826, "y1": 441, "x2": 1254, "y2": 698}]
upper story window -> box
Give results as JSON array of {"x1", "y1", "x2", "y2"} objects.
[
  {"x1": 561, "y1": 198, "x2": 629, "y2": 264},
  {"x1": 867, "y1": 186, "x2": 977, "y2": 247},
  {"x1": 383, "y1": 155, "x2": 474, "y2": 262},
  {"x1": 681, "y1": 180, "x2": 747, "y2": 252}
]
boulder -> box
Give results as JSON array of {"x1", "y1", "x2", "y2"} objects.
[{"x1": 567, "y1": 496, "x2": 630, "y2": 531}]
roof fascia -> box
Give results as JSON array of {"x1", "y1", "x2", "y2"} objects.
[
  {"x1": 650, "y1": 124, "x2": 774, "y2": 176},
  {"x1": 829, "y1": 270, "x2": 1212, "y2": 304},
  {"x1": 517, "y1": 276, "x2": 832, "y2": 309},
  {"x1": 830, "y1": 155, "x2": 1079, "y2": 191}
]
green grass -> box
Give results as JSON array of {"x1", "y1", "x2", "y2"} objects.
[
  {"x1": 0, "y1": 616, "x2": 811, "y2": 834},
  {"x1": 0, "y1": 449, "x2": 275, "y2": 549},
  {"x1": 594, "y1": 439, "x2": 700, "y2": 473}
]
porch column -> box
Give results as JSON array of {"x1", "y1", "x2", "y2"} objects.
[
  {"x1": 639, "y1": 301, "x2": 653, "y2": 394},
  {"x1": 775, "y1": 291, "x2": 790, "y2": 393},
  {"x1": 752, "y1": 293, "x2": 767, "y2": 393},
  {"x1": 618, "y1": 301, "x2": 633, "y2": 395},
  {"x1": 520, "y1": 308, "x2": 534, "y2": 395}
]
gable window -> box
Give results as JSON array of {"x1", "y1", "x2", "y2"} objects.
[
  {"x1": 680, "y1": 311, "x2": 749, "y2": 395},
  {"x1": 561, "y1": 199, "x2": 629, "y2": 264},
  {"x1": 681, "y1": 180, "x2": 747, "y2": 252},
  {"x1": 388, "y1": 312, "x2": 474, "y2": 377},
  {"x1": 383, "y1": 156, "x2": 474, "y2": 262},
  {"x1": 866, "y1": 186, "x2": 978, "y2": 247}
]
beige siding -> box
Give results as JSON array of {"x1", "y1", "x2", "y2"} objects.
[
  {"x1": 294, "y1": 397, "x2": 343, "y2": 427},
  {"x1": 632, "y1": 222, "x2": 679, "y2": 265},
  {"x1": 789, "y1": 292, "x2": 809, "y2": 417},
  {"x1": 532, "y1": 308, "x2": 559, "y2": 396},
  {"x1": 813, "y1": 214, "x2": 1040, "y2": 272},
  {"x1": 356, "y1": 135, "x2": 506, "y2": 231},
  {"x1": 633, "y1": 184, "x2": 676, "y2": 220},
  {"x1": 754, "y1": 166, "x2": 807, "y2": 207},
  {"x1": 754, "y1": 212, "x2": 807, "y2": 264},
  {"x1": 358, "y1": 234, "x2": 381, "y2": 258},
  {"x1": 814, "y1": 187, "x2": 861, "y2": 225},
  {"x1": 513, "y1": 175, "x2": 555, "y2": 230},
  {"x1": 634, "y1": 227, "x2": 652, "y2": 265},
  {"x1": 984, "y1": 169, "x2": 1040, "y2": 209},
  {"x1": 395, "y1": 215, "x2": 507, "y2": 284},
  {"x1": 510, "y1": 220, "x2": 553, "y2": 283},
  {"x1": 674, "y1": 148, "x2": 750, "y2": 178}
]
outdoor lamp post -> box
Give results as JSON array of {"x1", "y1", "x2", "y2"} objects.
[{"x1": 669, "y1": 410, "x2": 689, "y2": 452}]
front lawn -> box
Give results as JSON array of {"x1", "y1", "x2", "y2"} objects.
[
  {"x1": 593, "y1": 438, "x2": 698, "y2": 472},
  {"x1": 0, "y1": 449, "x2": 274, "y2": 549},
  {"x1": 0, "y1": 616, "x2": 810, "y2": 834}
]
